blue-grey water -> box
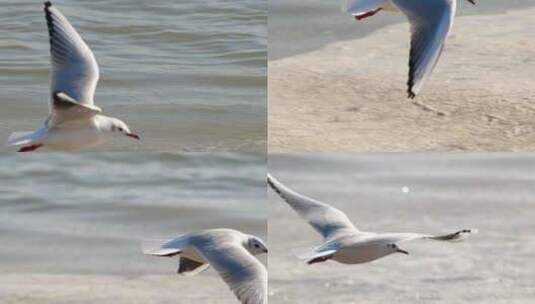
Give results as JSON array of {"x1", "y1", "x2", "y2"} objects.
[
  {"x1": 269, "y1": 0, "x2": 535, "y2": 60},
  {"x1": 0, "y1": 0, "x2": 266, "y2": 152},
  {"x1": 0, "y1": 153, "x2": 266, "y2": 275},
  {"x1": 269, "y1": 153, "x2": 535, "y2": 303}
]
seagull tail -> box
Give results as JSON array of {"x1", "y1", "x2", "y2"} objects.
[
  {"x1": 292, "y1": 246, "x2": 320, "y2": 260},
  {"x1": 6, "y1": 131, "x2": 38, "y2": 146},
  {"x1": 141, "y1": 239, "x2": 183, "y2": 257}
]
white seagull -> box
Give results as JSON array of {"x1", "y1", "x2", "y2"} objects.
[
  {"x1": 268, "y1": 174, "x2": 475, "y2": 265},
  {"x1": 145, "y1": 229, "x2": 268, "y2": 304},
  {"x1": 6, "y1": 1, "x2": 139, "y2": 152},
  {"x1": 345, "y1": 0, "x2": 476, "y2": 98}
]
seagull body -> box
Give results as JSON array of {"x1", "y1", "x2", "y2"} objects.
[
  {"x1": 345, "y1": 0, "x2": 476, "y2": 98},
  {"x1": 268, "y1": 174, "x2": 474, "y2": 265},
  {"x1": 145, "y1": 228, "x2": 268, "y2": 304},
  {"x1": 6, "y1": 1, "x2": 139, "y2": 152}
]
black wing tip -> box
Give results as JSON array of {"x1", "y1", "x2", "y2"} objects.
[
  {"x1": 407, "y1": 89, "x2": 416, "y2": 99},
  {"x1": 43, "y1": 1, "x2": 55, "y2": 45},
  {"x1": 267, "y1": 176, "x2": 279, "y2": 194}
]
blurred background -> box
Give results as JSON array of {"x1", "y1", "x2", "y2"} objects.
[
  {"x1": 269, "y1": 153, "x2": 535, "y2": 303},
  {"x1": 0, "y1": 152, "x2": 266, "y2": 303},
  {"x1": 0, "y1": 0, "x2": 267, "y2": 152},
  {"x1": 269, "y1": 0, "x2": 534, "y2": 60}
]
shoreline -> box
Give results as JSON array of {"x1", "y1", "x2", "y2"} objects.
[{"x1": 269, "y1": 7, "x2": 535, "y2": 152}]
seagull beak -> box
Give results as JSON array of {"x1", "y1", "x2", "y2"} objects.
[
  {"x1": 467, "y1": 0, "x2": 476, "y2": 5},
  {"x1": 397, "y1": 248, "x2": 409, "y2": 255},
  {"x1": 126, "y1": 133, "x2": 140, "y2": 140}
]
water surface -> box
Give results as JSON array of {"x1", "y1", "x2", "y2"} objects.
[
  {"x1": 0, "y1": 152, "x2": 266, "y2": 274},
  {"x1": 269, "y1": 0, "x2": 535, "y2": 60},
  {"x1": 0, "y1": 0, "x2": 267, "y2": 152}
]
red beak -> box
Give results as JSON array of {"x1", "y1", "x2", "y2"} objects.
[{"x1": 126, "y1": 133, "x2": 140, "y2": 140}]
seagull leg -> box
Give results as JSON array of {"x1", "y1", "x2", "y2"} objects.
[
  {"x1": 355, "y1": 8, "x2": 382, "y2": 21},
  {"x1": 307, "y1": 254, "x2": 334, "y2": 265},
  {"x1": 18, "y1": 143, "x2": 43, "y2": 152}
]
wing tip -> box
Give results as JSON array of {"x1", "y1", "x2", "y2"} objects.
[
  {"x1": 44, "y1": 1, "x2": 54, "y2": 39},
  {"x1": 267, "y1": 174, "x2": 283, "y2": 197},
  {"x1": 433, "y1": 228, "x2": 477, "y2": 241}
]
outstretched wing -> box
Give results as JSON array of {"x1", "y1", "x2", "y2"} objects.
[
  {"x1": 380, "y1": 229, "x2": 476, "y2": 244},
  {"x1": 200, "y1": 243, "x2": 267, "y2": 304},
  {"x1": 44, "y1": 1, "x2": 100, "y2": 113},
  {"x1": 391, "y1": 0, "x2": 455, "y2": 98},
  {"x1": 268, "y1": 174, "x2": 358, "y2": 241}
]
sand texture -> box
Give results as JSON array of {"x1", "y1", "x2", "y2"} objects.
[
  {"x1": 0, "y1": 274, "x2": 238, "y2": 304},
  {"x1": 269, "y1": 8, "x2": 535, "y2": 152}
]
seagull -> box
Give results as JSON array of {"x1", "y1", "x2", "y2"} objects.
[
  {"x1": 145, "y1": 228, "x2": 268, "y2": 304},
  {"x1": 5, "y1": 1, "x2": 139, "y2": 152},
  {"x1": 268, "y1": 174, "x2": 475, "y2": 265},
  {"x1": 345, "y1": 0, "x2": 476, "y2": 98}
]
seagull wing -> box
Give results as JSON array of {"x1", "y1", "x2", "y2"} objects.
[
  {"x1": 391, "y1": 0, "x2": 456, "y2": 98},
  {"x1": 198, "y1": 242, "x2": 267, "y2": 304},
  {"x1": 44, "y1": 2, "x2": 100, "y2": 117},
  {"x1": 380, "y1": 229, "x2": 476, "y2": 244},
  {"x1": 268, "y1": 174, "x2": 359, "y2": 241}
]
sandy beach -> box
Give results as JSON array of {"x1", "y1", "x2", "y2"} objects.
[
  {"x1": 268, "y1": 153, "x2": 535, "y2": 303},
  {"x1": 0, "y1": 274, "x2": 238, "y2": 304},
  {"x1": 269, "y1": 7, "x2": 535, "y2": 152}
]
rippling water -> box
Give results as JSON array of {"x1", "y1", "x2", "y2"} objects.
[
  {"x1": 0, "y1": 0, "x2": 266, "y2": 152},
  {"x1": 269, "y1": 153, "x2": 535, "y2": 303},
  {"x1": 269, "y1": 0, "x2": 535, "y2": 60},
  {"x1": 0, "y1": 153, "x2": 266, "y2": 274}
]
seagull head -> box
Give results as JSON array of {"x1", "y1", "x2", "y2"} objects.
[
  {"x1": 246, "y1": 235, "x2": 268, "y2": 255},
  {"x1": 387, "y1": 243, "x2": 409, "y2": 255},
  {"x1": 101, "y1": 117, "x2": 140, "y2": 140}
]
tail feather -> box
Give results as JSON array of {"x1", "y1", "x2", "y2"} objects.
[
  {"x1": 6, "y1": 131, "x2": 37, "y2": 146},
  {"x1": 292, "y1": 246, "x2": 337, "y2": 263}
]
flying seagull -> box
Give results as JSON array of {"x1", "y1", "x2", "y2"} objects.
[
  {"x1": 6, "y1": 1, "x2": 139, "y2": 152},
  {"x1": 345, "y1": 0, "x2": 476, "y2": 98},
  {"x1": 145, "y1": 229, "x2": 268, "y2": 304},
  {"x1": 268, "y1": 174, "x2": 475, "y2": 265}
]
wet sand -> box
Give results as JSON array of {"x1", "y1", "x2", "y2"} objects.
[
  {"x1": 269, "y1": 8, "x2": 535, "y2": 152},
  {"x1": 1, "y1": 274, "x2": 238, "y2": 304}
]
